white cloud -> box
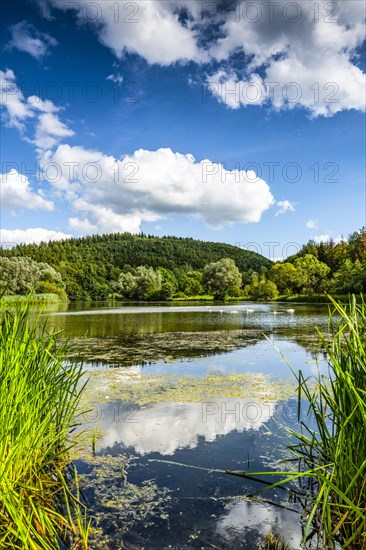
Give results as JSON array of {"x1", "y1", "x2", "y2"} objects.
[
  {"x1": 314, "y1": 234, "x2": 344, "y2": 244},
  {"x1": 1, "y1": 169, "x2": 53, "y2": 211},
  {"x1": 27, "y1": 95, "x2": 60, "y2": 113},
  {"x1": 6, "y1": 20, "x2": 57, "y2": 60},
  {"x1": 207, "y1": 0, "x2": 366, "y2": 116},
  {"x1": 0, "y1": 228, "x2": 72, "y2": 247},
  {"x1": 37, "y1": 0, "x2": 365, "y2": 116},
  {"x1": 306, "y1": 219, "x2": 318, "y2": 229},
  {"x1": 34, "y1": 112, "x2": 74, "y2": 149},
  {"x1": 275, "y1": 200, "x2": 295, "y2": 216},
  {"x1": 42, "y1": 0, "x2": 205, "y2": 66},
  {"x1": 41, "y1": 144, "x2": 276, "y2": 233},
  {"x1": 0, "y1": 69, "x2": 74, "y2": 149},
  {"x1": 106, "y1": 73, "x2": 124, "y2": 85},
  {"x1": 206, "y1": 71, "x2": 268, "y2": 109},
  {"x1": 0, "y1": 68, "x2": 34, "y2": 130}
]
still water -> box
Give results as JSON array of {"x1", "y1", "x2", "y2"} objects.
[{"x1": 43, "y1": 301, "x2": 331, "y2": 549}]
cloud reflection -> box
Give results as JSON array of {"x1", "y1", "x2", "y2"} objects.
[
  {"x1": 215, "y1": 500, "x2": 302, "y2": 547},
  {"x1": 97, "y1": 398, "x2": 276, "y2": 456}
]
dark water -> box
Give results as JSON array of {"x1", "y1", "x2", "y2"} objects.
[{"x1": 42, "y1": 301, "x2": 330, "y2": 549}]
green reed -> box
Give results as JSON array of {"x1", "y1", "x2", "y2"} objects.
[
  {"x1": 0, "y1": 301, "x2": 91, "y2": 548},
  {"x1": 290, "y1": 295, "x2": 366, "y2": 547},
  {"x1": 226, "y1": 295, "x2": 366, "y2": 548}
]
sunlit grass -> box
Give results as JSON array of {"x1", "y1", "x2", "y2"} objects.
[
  {"x1": 289, "y1": 294, "x2": 366, "y2": 547},
  {"x1": 225, "y1": 295, "x2": 366, "y2": 547},
  {"x1": 0, "y1": 301, "x2": 91, "y2": 548}
]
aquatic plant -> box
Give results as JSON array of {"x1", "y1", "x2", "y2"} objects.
[
  {"x1": 0, "y1": 301, "x2": 90, "y2": 548},
  {"x1": 227, "y1": 295, "x2": 366, "y2": 548},
  {"x1": 288, "y1": 295, "x2": 366, "y2": 547},
  {"x1": 261, "y1": 532, "x2": 290, "y2": 550}
]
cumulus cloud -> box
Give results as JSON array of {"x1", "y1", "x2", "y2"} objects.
[
  {"x1": 1, "y1": 169, "x2": 53, "y2": 211},
  {"x1": 27, "y1": 95, "x2": 60, "y2": 113},
  {"x1": 41, "y1": 0, "x2": 205, "y2": 65},
  {"x1": 306, "y1": 219, "x2": 318, "y2": 229},
  {"x1": 0, "y1": 228, "x2": 72, "y2": 247},
  {"x1": 275, "y1": 200, "x2": 295, "y2": 216},
  {"x1": 37, "y1": 0, "x2": 365, "y2": 116},
  {"x1": 205, "y1": 1, "x2": 366, "y2": 116},
  {"x1": 34, "y1": 112, "x2": 74, "y2": 149},
  {"x1": 206, "y1": 71, "x2": 268, "y2": 109},
  {"x1": 314, "y1": 234, "x2": 344, "y2": 244},
  {"x1": 41, "y1": 144, "x2": 276, "y2": 233},
  {"x1": 6, "y1": 21, "x2": 58, "y2": 60},
  {"x1": 0, "y1": 69, "x2": 74, "y2": 149},
  {"x1": 0, "y1": 68, "x2": 34, "y2": 130}
]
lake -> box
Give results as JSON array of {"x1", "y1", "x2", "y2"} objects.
[{"x1": 42, "y1": 300, "x2": 331, "y2": 549}]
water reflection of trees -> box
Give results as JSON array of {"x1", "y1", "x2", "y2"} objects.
[
  {"x1": 45, "y1": 305, "x2": 331, "y2": 366},
  {"x1": 273, "y1": 328, "x2": 330, "y2": 359}
]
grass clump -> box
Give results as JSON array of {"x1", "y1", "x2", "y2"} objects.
[
  {"x1": 0, "y1": 302, "x2": 90, "y2": 548},
  {"x1": 222, "y1": 295, "x2": 366, "y2": 547},
  {"x1": 289, "y1": 295, "x2": 366, "y2": 547},
  {"x1": 261, "y1": 532, "x2": 290, "y2": 549}
]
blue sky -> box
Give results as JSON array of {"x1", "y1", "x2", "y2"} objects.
[{"x1": 1, "y1": 0, "x2": 365, "y2": 259}]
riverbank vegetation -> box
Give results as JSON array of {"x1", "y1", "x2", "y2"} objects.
[
  {"x1": 224, "y1": 295, "x2": 366, "y2": 547},
  {"x1": 0, "y1": 228, "x2": 365, "y2": 302},
  {"x1": 0, "y1": 293, "x2": 65, "y2": 307},
  {"x1": 0, "y1": 302, "x2": 90, "y2": 548},
  {"x1": 0, "y1": 256, "x2": 67, "y2": 300},
  {"x1": 288, "y1": 295, "x2": 366, "y2": 547}
]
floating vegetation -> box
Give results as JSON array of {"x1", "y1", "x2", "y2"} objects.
[
  {"x1": 68, "y1": 367, "x2": 296, "y2": 547},
  {"x1": 80, "y1": 370, "x2": 296, "y2": 408},
  {"x1": 223, "y1": 296, "x2": 366, "y2": 549},
  {"x1": 66, "y1": 328, "x2": 264, "y2": 366},
  {"x1": 77, "y1": 454, "x2": 171, "y2": 549}
]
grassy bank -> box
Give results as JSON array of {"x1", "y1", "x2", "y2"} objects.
[
  {"x1": 0, "y1": 302, "x2": 90, "y2": 548},
  {"x1": 172, "y1": 294, "x2": 214, "y2": 301},
  {"x1": 275, "y1": 293, "x2": 365, "y2": 304},
  {"x1": 0, "y1": 293, "x2": 66, "y2": 307}
]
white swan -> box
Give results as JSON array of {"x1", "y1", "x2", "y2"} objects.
[{"x1": 287, "y1": 308, "x2": 295, "y2": 314}]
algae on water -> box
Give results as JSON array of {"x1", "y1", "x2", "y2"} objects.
[{"x1": 80, "y1": 369, "x2": 296, "y2": 408}]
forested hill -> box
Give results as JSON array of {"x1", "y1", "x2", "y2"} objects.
[
  {"x1": 2, "y1": 233, "x2": 271, "y2": 271},
  {"x1": 0, "y1": 233, "x2": 272, "y2": 300}
]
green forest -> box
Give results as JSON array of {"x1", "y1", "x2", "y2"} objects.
[{"x1": 0, "y1": 229, "x2": 365, "y2": 302}]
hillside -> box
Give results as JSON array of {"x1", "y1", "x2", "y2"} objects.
[{"x1": 0, "y1": 233, "x2": 272, "y2": 300}]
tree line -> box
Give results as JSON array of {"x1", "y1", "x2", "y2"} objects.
[
  {"x1": 0, "y1": 229, "x2": 365, "y2": 301},
  {"x1": 0, "y1": 233, "x2": 270, "y2": 301}
]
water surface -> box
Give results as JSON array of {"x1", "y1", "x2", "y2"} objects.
[{"x1": 43, "y1": 301, "x2": 330, "y2": 549}]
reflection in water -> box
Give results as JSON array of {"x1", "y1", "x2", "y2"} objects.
[
  {"x1": 41, "y1": 301, "x2": 330, "y2": 366},
  {"x1": 97, "y1": 398, "x2": 276, "y2": 456},
  {"x1": 43, "y1": 301, "x2": 329, "y2": 548},
  {"x1": 215, "y1": 500, "x2": 302, "y2": 548}
]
